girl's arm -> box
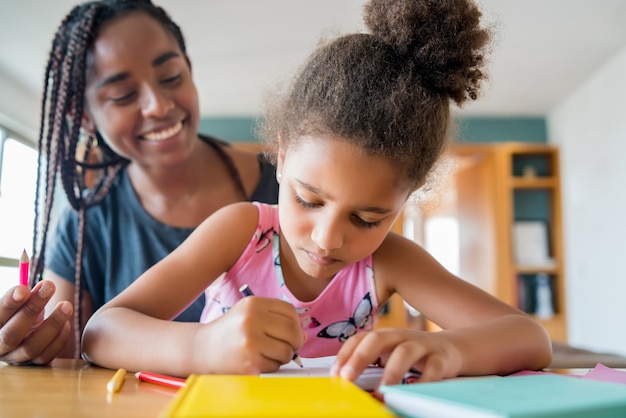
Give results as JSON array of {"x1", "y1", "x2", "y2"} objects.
[
  {"x1": 81, "y1": 202, "x2": 304, "y2": 376},
  {"x1": 333, "y1": 232, "x2": 552, "y2": 387}
]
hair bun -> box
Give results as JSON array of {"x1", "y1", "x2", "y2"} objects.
[{"x1": 363, "y1": 0, "x2": 491, "y2": 105}]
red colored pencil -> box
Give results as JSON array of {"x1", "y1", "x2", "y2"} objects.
[
  {"x1": 135, "y1": 371, "x2": 186, "y2": 389},
  {"x1": 19, "y1": 249, "x2": 29, "y2": 287}
]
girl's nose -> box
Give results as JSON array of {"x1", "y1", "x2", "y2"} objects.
[{"x1": 311, "y1": 216, "x2": 344, "y2": 251}]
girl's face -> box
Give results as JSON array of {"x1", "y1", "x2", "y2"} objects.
[
  {"x1": 277, "y1": 136, "x2": 411, "y2": 282},
  {"x1": 82, "y1": 12, "x2": 199, "y2": 169}
]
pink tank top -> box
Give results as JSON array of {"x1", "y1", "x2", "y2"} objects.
[{"x1": 200, "y1": 202, "x2": 379, "y2": 357}]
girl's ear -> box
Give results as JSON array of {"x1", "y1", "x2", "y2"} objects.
[
  {"x1": 276, "y1": 148, "x2": 285, "y2": 184},
  {"x1": 276, "y1": 131, "x2": 286, "y2": 182}
]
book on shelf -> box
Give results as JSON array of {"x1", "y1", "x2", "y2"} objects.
[
  {"x1": 512, "y1": 221, "x2": 552, "y2": 266},
  {"x1": 160, "y1": 374, "x2": 394, "y2": 418},
  {"x1": 380, "y1": 374, "x2": 626, "y2": 418},
  {"x1": 516, "y1": 273, "x2": 556, "y2": 318}
]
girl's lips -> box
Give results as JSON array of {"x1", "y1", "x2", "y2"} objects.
[
  {"x1": 306, "y1": 251, "x2": 337, "y2": 267},
  {"x1": 141, "y1": 121, "x2": 183, "y2": 141}
]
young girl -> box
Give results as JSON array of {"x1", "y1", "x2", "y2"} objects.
[{"x1": 82, "y1": 0, "x2": 552, "y2": 388}]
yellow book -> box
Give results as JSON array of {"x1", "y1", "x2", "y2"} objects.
[{"x1": 160, "y1": 375, "x2": 394, "y2": 417}]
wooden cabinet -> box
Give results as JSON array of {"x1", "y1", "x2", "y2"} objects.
[{"x1": 452, "y1": 142, "x2": 567, "y2": 341}]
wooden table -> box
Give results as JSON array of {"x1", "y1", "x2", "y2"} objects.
[
  {"x1": 1, "y1": 358, "x2": 617, "y2": 418},
  {"x1": 0, "y1": 359, "x2": 178, "y2": 417}
]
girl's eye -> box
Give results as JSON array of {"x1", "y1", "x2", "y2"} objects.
[
  {"x1": 295, "y1": 192, "x2": 381, "y2": 229},
  {"x1": 294, "y1": 193, "x2": 318, "y2": 209},
  {"x1": 352, "y1": 216, "x2": 380, "y2": 229}
]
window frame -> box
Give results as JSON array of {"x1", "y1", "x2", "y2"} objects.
[{"x1": 0, "y1": 125, "x2": 37, "y2": 270}]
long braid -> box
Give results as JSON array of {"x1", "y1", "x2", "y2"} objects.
[
  {"x1": 66, "y1": 5, "x2": 98, "y2": 359},
  {"x1": 31, "y1": 47, "x2": 53, "y2": 287},
  {"x1": 32, "y1": 0, "x2": 190, "y2": 358},
  {"x1": 31, "y1": 11, "x2": 73, "y2": 282}
]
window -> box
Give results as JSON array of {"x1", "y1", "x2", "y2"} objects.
[
  {"x1": 0, "y1": 126, "x2": 38, "y2": 296},
  {"x1": 423, "y1": 216, "x2": 460, "y2": 276}
]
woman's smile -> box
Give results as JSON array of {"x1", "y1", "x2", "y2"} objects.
[{"x1": 141, "y1": 121, "x2": 183, "y2": 142}]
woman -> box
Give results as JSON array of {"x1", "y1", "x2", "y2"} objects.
[{"x1": 0, "y1": 0, "x2": 278, "y2": 364}]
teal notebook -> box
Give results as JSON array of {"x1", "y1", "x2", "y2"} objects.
[{"x1": 380, "y1": 374, "x2": 626, "y2": 418}]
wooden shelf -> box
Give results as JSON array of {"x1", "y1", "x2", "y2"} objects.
[
  {"x1": 451, "y1": 142, "x2": 567, "y2": 342},
  {"x1": 515, "y1": 264, "x2": 560, "y2": 274},
  {"x1": 511, "y1": 177, "x2": 559, "y2": 189}
]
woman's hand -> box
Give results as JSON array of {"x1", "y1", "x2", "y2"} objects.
[
  {"x1": 0, "y1": 281, "x2": 72, "y2": 365},
  {"x1": 195, "y1": 296, "x2": 305, "y2": 375},
  {"x1": 331, "y1": 328, "x2": 463, "y2": 390}
]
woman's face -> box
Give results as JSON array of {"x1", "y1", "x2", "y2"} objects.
[{"x1": 83, "y1": 11, "x2": 200, "y2": 169}]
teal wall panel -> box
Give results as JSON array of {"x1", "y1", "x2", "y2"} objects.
[
  {"x1": 198, "y1": 117, "x2": 259, "y2": 142},
  {"x1": 199, "y1": 116, "x2": 548, "y2": 144},
  {"x1": 199, "y1": 116, "x2": 549, "y2": 221},
  {"x1": 454, "y1": 117, "x2": 547, "y2": 143}
]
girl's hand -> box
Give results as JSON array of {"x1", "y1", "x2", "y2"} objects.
[
  {"x1": 0, "y1": 281, "x2": 72, "y2": 365},
  {"x1": 331, "y1": 328, "x2": 463, "y2": 389},
  {"x1": 197, "y1": 296, "x2": 304, "y2": 375}
]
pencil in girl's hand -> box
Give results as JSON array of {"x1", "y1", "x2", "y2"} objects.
[
  {"x1": 238, "y1": 284, "x2": 303, "y2": 368},
  {"x1": 239, "y1": 284, "x2": 255, "y2": 298},
  {"x1": 19, "y1": 249, "x2": 29, "y2": 287}
]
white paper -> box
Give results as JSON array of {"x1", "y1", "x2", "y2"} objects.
[{"x1": 261, "y1": 356, "x2": 418, "y2": 391}]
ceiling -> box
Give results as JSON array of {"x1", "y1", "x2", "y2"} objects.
[{"x1": 1, "y1": 0, "x2": 626, "y2": 119}]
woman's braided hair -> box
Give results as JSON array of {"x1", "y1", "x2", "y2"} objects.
[{"x1": 32, "y1": 0, "x2": 186, "y2": 357}]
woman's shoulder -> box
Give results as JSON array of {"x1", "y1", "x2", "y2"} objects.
[
  {"x1": 224, "y1": 142, "x2": 261, "y2": 172},
  {"x1": 220, "y1": 142, "x2": 278, "y2": 202},
  {"x1": 198, "y1": 135, "x2": 278, "y2": 203}
]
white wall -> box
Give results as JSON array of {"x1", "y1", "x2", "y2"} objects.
[
  {"x1": 548, "y1": 44, "x2": 626, "y2": 356},
  {"x1": 0, "y1": 68, "x2": 38, "y2": 142}
]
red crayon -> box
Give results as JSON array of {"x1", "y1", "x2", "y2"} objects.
[
  {"x1": 19, "y1": 249, "x2": 29, "y2": 287},
  {"x1": 135, "y1": 371, "x2": 186, "y2": 389}
]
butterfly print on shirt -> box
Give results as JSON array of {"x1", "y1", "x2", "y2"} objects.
[
  {"x1": 255, "y1": 226, "x2": 277, "y2": 253},
  {"x1": 317, "y1": 292, "x2": 373, "y2": 342}
]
